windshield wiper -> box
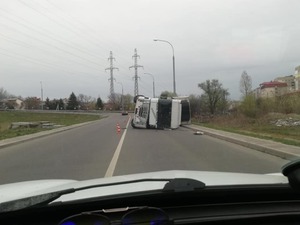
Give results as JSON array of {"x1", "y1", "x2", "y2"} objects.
[{"x1": 0, "y1": 178, "x2": 205, "y2": 213}]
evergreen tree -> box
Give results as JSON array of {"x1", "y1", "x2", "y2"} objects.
[
  {"x1": 45, "y1": 97, "x2": 51, "y2": 109},
  {"x1": 58, "y1": 99, "x2": 65, "y2": 110},
  {"x1": 96, "y1": 97, "x2": 104, "y2": 109},
  {"x1": 67, "y1": 92, "x2": 79, "y2": 110}
]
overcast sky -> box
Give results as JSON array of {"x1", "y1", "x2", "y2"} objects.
[{"x1": 1, "y1": 0, "x2": 300, "y2": 101}]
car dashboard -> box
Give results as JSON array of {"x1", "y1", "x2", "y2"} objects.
[{"x1": 2, "y1": 183, "x2": 300, "y2": 225}]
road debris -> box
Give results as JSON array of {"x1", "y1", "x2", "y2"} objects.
[
  {"x1": 270, "y1": 118, "x2": 300, "y2": 127},
  {"x1": 194, "y1": 130, "x2": 204, "y2": 135}
]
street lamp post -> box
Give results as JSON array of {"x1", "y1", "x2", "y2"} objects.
[
  {"x1": 40, "y1": 81, "x2": 43, "y2": 110},
  {"x1": 117, "y1": 82, "x2": 124, "y2": 111},
  {"x1": 144, "y1": 73, "x2": 155, "y2": 97},
  {"x1": 153, "y1": 39, "x2": 176, "y2": 95}
]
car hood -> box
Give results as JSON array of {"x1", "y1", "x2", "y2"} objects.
[{"x1": 0, "y1": 170, "x2": 288, "y2": 204}]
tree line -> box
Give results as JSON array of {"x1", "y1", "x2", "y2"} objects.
[
  {"x1": 0, "y1": 89, "x2": 134, "y2": 111},
  {"x1": 2, "y1": 69, "x2": 300, "y2": 115},
  {"x1": 44, "y1": 93, "x2": 106, "y2": 110},
  {"x1": 190, "y1": 70, "x2": 300, "y2": 118}
]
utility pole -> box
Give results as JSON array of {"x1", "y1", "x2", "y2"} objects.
[
  {"x1": 105, "y1": 51, "x2": 118, "y2": 101},
  {"x1": 144, "y1": 73, "x2": 155, "y2": 97},
  {"x1": 40, "y1": 81, "x2": 43, "y2": 110},
  {"x1": 154, "y1": 39, "x2": 176, "y2": 95},
  {"x1": 129, "y1": 48, "x2": 143, "y2": 96}
]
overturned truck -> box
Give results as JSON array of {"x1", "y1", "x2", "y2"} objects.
[{"x1": 131, "y1": 95, "x2": 191, "y2": 129}]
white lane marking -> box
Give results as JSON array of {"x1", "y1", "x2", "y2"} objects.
[{"x1": 104, "y1": 117, "x2": 131, "y2": 177}]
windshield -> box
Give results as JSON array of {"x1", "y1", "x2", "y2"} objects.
[{"x1": 0, "y1": 0, "x2": 299, "y2": 188}]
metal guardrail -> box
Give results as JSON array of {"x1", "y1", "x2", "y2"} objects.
[{"x1": 0, "y1": 109, "x2": 133, "y2": 115}]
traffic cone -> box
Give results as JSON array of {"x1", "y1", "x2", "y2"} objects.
[{"x1": 116, "y1": 123, "x2": 121, "y2": 134}]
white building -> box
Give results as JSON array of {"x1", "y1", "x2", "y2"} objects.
[
  {"x1": 258, "y1": 81, "x2": 288, "y2": 98},
  {"x1": 294, "y1": 66, "x2": 300, "y2": 91},
  {"x1": 1, "y1": 98, "x2": 24, "y2": 110}
]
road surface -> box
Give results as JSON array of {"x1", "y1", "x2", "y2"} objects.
[{"x1": 0, "y1": 114, "x2": 288, "y2": 184}]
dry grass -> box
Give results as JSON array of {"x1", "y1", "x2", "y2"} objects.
[
  {"x1": 193, "y1": 113, "x2": 300, "y2": 147},
  {"x1": 0, "y1": 111, "x2": 101, "y2": 140}
]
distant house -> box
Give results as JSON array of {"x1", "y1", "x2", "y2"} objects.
[
  {"x1": 0, "y1": 98, "x2": 24, "y2": 110},
  {"x1": 294, "y1": 65, "x2": 300, "y2": 76},
  {"x1": 251, "y1": 87, "x2": 261, "y2": 99},
  {"x1": 294, "y1": 66, "x2": 300, "y2": 91},
  {"x1": 259, "y1": 81, "x2": 287, "y2": 98},
  {"x1": 274, "y1": 75, "x2": 296, "y2": 92},
  {"x1": 0, "y1": 100, "x2": 4, "y2": 109},
  {"x1": 251, "y1": 65, "x2": 300, "y2": 99}
]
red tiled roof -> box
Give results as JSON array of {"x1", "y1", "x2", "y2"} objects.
[{"x1": 260, "y1": 81, "x2": 287, "y2": 88}]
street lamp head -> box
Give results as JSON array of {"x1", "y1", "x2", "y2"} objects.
[{"x1": 153, "y1": 39, "x2": 158, "y2": 41}]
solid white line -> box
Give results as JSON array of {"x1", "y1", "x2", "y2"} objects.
[{"x1": 104, "y1": 117, "x2": 131, "y2": 177}]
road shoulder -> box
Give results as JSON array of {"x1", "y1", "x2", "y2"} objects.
[{"x1": 184, "y1": 124, "x2": 300, "y2": 160}]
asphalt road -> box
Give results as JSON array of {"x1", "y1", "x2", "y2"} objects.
[{"x1": 0, "y1": 114, "x2": 288, "y2": 185}]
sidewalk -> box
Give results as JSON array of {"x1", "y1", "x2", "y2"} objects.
[{"x1": 185, "y1": 124, "x2": 300, "y2": 160}]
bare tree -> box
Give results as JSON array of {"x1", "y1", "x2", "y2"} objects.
[
  {"x1": 24, "y1": 97, "x2": 41, "y2": 110},
  {"x1": 240, "y1": 71, "x2": 252, "y2": 97},
  {"x1": 188, "y1": 94, "x2": 201, "y2": 116},
  {"x1": 107, "y1": 93, "x2": 122, "y2": 110},
  {"x1": 0, "y1": 87, "x2": 14, "y2": 100},
  {"x1": 160, "y1": 91, "x2": 177, "y2": 98},
  {"x1": 123, "y1": 94, "x2": 134, "y2": 110},
  {"x1": 198, "y1": 79, "x2": 229, "y2": 115},
  {"x1": 77, "y1": 94, "x2": 95, "y2": 110}
]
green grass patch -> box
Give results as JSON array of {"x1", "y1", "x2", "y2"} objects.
[
  {"x1": 0, "y1": 111, "x2": 101, "y2": 140},
  {"x1": 192, "y1": 113, "x2": 300, "y2": 147}
]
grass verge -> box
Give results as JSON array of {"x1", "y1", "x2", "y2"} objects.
[
  {"x1": 192, "y1": 113, "x2": 300, "y2": 147},
  {"x1": 0, "y1": 111, "x2": 101, "y2": 140}
]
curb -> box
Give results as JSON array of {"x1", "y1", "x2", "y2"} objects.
[
  {"x1": 183, "y1": 124, "x2": 300, "y2": 160},
  {"x1": 0, "y1": 120, "x2": 99, "y2": 149}
]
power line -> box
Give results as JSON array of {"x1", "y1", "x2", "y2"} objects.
[
  {"x1": 43, "y1": 0, "x2": 119, "y2": 55},
  {"x1": 0, "y1": 47, "x2": 99, "y2": 78},
  {"x1": 0, "y1": 33, "x2": 100, "y2": 73},
  {"x1": 139, "y1": 79, "x2": 153, "y2": 96},
  {"x1": 17, "y1": 0, "x2": 87, "y2": 39},
  {"x1": 0, "y1": 1, "x2": 140, "y2": 79},
  {"x1": 2, "y1": 1, "x2": 154, "y2": 98},
  {"x1": 42, "y1": 0, "x2": 135, "y2": 65},
  {"x1": 0, "y1": 22, "x2": 102, "y2": 70},
  {"x1": 0, "y1": 8, "x2": 104, "y2": 65},
  {"x1": 36, "y1": 0, "x2": 113, "y2": 54},
  {"x1": 17, "y1": 0, "x2": 117, "y2": 62}
]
